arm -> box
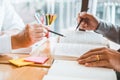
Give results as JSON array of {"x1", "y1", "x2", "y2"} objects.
[
  {"x1": 0, "y1": 24, "x2": 48, "y2": 53},
  {"x1": 95, "y1": 21, "x2": 120, "y2": 44},
  {"x1": 78, "y1": 12, "x2": 120, "y2": 44}
]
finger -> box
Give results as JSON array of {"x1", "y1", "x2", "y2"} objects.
[
  {"x1": 32, "y1": 33, "x2": 46, "y2": 38},
  {"x1": 80, "y1": 47, "x2": 108, "y2": 59},
  {"x1": 87, "y1": 47, "x2": 107, "y2": 53},
  {"x1": 84, "y1": 60, "x2": 111, "y2": 68},
  {"x1": 80, "y1": 12, "x2": 88, "y2": 18},
  {"x1": 81, "y1": 23, "x2": 88, "y2": 30},
  {"x1": 33, "y1": 27, "x2": 44, "y2": 33},
  {"x1": 32, "y1": 23, "x2": 45, "y2": 28},
  {"x1": 80, "y1": 21, "x2": 86, "y2": 29},
  {"x1": 31, "y1": 37, "x2": 43, "y2": 43},
  {"x1": 78, "y1": 55, "x2": 107, "y2": 64},
  {"x1": 79, "y1": 50, "x2": 106, "y2": 59},
  {"x1": 80, "y1": 12, "x2": 94, "y2": 20},
  {"x1": 77, "y1": 17, "x2": 80, "y2": 24},
  {"x1": 78, "y1": 55, "x2": 97, "y2": 64}
]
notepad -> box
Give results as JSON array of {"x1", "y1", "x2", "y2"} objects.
[
  {"x1": 9, "y1": 58, "x2": 34, "y2": 67},
  {"x1": 24, "y1": 56, "x2": 49, "y2": 64}
]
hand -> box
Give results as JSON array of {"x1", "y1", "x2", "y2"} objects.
[
  {"x1": 11, "y1": 24, "x2": 48, "y2": 49},
  {"x1": 77, "y1": 47, "x2": 120, "y2": 72},
  {"x1": 77, "y1": 12, "x2": 99, "y2": 30}
]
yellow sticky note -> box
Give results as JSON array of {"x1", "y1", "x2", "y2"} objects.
[{"x1": 9, "y1": 58, "x2": 34, "y2": 67}]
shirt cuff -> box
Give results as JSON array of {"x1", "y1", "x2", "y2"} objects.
[{"x1": 0, "y1": 35, "x2": 12, "y2": 53}]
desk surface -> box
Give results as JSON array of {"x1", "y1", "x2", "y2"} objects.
[{"x1": 0, "y1": 40, "x2": 53, "y2": 80}]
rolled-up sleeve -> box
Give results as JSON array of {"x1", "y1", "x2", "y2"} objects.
[
  {"x1": 0, "y1": 35, "x2": 11, "y2": 53},
  {"x1": 95, "y1": 21, "x2": 120, "y2": 44}
]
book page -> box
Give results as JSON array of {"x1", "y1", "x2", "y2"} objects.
[
  {"x1": 60, "y1": 31, "x2": 108, "y2": 46},
  {"x1": 54, "y1": 43, "x2": 107, "y2": 57},
  {"x1": 43, "y1": 75, "x2": 95, "y2": 80},
  {"x1": 47, "y1": 60, "x2": 117, "y2": 80}
]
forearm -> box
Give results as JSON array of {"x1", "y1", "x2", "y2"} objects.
[{"x1": 95, "y1": 21, "x2": 120, "y2": 44}]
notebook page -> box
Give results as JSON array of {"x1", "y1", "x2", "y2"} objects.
[
  {"x1": 54, "y1": 43, "x2": 107, "y2": 57},
  {"x1": 43, "y1": 75, "x2": 96, "y2": 80},
  {"x1": 60, "y1": 31, "x2": 108, "y2": 46},
  {"x1": 47, "y1": 60, "x2": 117, "y2": 80}
]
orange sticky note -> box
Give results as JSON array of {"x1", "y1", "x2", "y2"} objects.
[
  {"x1": 24, "y1": 56, "x2": 49, "y2": 64},
  {"x1": 9, "y1": 58, "x2": 34, "y2": 67}
]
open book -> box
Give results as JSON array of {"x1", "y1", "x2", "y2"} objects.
[
  {"x1": 43, "y1": 60, "x2": 116, "y2": 80},
  {"x1": 42, "y1": 31, "x2": 116, "y2": 80},
  {"x1": 53, "y1": 31, "x2": 109, "y2": 57}
]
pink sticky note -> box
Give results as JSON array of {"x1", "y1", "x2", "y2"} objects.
[{"x1": 24, "y1": 56, "x2": 48, "y2": 64}]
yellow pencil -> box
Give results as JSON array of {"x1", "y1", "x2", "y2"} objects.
[{"x1": 51, "y1": 15, "x2": 57, "y2": 24}]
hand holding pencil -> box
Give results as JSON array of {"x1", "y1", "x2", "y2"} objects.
[
  {"x1": 77, "y1": 12, "x2": 99, "y2": 31},
  {"x1": 34, "y1": 12, "x2": 65, "y2": 37}
]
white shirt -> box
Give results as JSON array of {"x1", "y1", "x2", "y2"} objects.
[{"x1": 0, "y1": 0, "x2": 24, "y2": 53}]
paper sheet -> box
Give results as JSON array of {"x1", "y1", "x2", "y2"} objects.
[
  {"x1": 47, "y1": 60, "x2": 117, "y2": 80},
  {"x1": 54, "y1": 43, "x2": 107, "y2": 57}
]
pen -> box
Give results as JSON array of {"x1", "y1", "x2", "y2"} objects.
[
  {"x1": 75, "y1": 8, "x2": 89, "y2": 31},
  {"x1": 75, "y1": 18, "x2": 85, "y2": 31},
  {"x1": 34, "y1": 13, "x2": 65, "y2": 37}
]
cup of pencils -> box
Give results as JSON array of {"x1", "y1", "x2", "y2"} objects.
[
  {"x1": 45, "y1": 14, "x2": 57, "y2": 38},
  {"x1": 36, "y1": 10, "x2": 57, "y2": 38},
  {"x1": 35, "y1": 10, "x2": 64, "y2": 37}
]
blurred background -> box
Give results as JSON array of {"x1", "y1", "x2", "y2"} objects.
[{"x1": 10, "y1": 0, "x2": 120, "y2": 32}]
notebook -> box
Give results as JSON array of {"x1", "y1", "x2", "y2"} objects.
[
  {"x1": 44, "y1": 60, "x2": 117, "y2": 80},
  {"x1": 54, "y1": 31, "x2": 109, "y2": 57}
]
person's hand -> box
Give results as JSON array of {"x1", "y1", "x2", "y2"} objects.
[
  {"x1": 77, "y1": 12, "x2": 99, "y2": 30},
  {"x1": 77, "y1": 47, "x2": 120, "y2": 72},
  {"x1": 11, "y1": 24, "x2": 48, "y2": 49}
]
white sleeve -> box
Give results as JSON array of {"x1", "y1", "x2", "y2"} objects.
[
  {"x1": 2, "y1": 0, "x2": 25, "y2": 31},
  {"x1": 0, "y1": 35, "x2": 12, "y2": 53}
]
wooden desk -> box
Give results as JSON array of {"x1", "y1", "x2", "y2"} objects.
[
  {"x1": 0, "y1": 64, "x2": 48, "y2": 80},
  {"x1": 0, "y1": 40, "x2": 53, "y2": 80}
]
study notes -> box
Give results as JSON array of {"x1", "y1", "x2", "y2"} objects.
[{"x1": 54, "y1": 31, "x2": 109, "y2": 57}]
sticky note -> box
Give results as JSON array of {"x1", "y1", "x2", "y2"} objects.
[
  {"x1": 9, "y1": 58, "x2": 34, "y2": 67},
  {"x1": 24, "y1": 56, "x2": 49, "y2": 64}
]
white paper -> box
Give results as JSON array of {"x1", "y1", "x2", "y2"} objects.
[
  {"x1": 43, "y1": 75, "x2": 95, "y2": 80},
  {"x1": 54, "y1": 43, "x2": 107, "y2": 57},
  {"x1": 60, "y1": 31, "x2": 108, "y2": 45},
  {"x1": 47, "y1": 60, "x2": 117, "y2": 80}
]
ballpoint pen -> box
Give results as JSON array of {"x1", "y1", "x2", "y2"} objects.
[
  {"x1": 75, "y1": 18, "x2": 85, "y2": 31},
  {"x1": 75, "y1": 8, "x2": 89, "y2": 31},
  {"x1": 34, "y1": 13, "x2": 65, "y2": 37}
]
